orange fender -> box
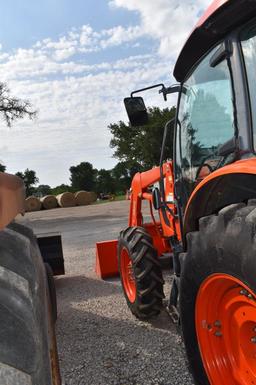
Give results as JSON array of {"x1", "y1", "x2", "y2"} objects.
[{"x1": 184, "y1": 158, "x2": 256, "y2": 236}]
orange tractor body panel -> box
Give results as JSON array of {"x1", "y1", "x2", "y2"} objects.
[
  {"x1": 184, "y1": 158, "x2": 256, "y2": 236},
  {"x1": 186, "y1": 157, "x2": 256, "y2": 212},
  {"x1": 196, "y1": 0, "x2": 228, "y2": 27}
]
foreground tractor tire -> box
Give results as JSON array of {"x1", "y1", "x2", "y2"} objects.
[
  {"x1": 180, "y1": 201, "x2": 256, "y2": 385},
  {"x1": 118, "y1": 226, "x2": 164, "y2": 320},
  {"x1": 0, "y1": 222, "x2": 60, "y2": 385}
]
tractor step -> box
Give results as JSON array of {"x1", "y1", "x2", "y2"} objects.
[
  {"x1": 166, "y1": 304, "x2": 180, "y2": 324},
  {"x1": 159, "y1": 253, "x2": 173, "y2": 269}
]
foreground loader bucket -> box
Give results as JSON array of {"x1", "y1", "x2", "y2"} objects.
[
  {"x1": 96, "y1": 240, "x2": 119, "y2": 279},
  {"x1": 37, "y1": 233, "x2": 65, "y2": 275}
]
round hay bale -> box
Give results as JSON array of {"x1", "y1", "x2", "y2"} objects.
[
  {"x1": 41, "y1": 195, "x2": 58, "y2": 210},
  {"x1": 88, "y1": 191, "x2": 97, "y2": 203},
  {"x1": 74, "y1": 191, "x2": 91, "y2": 206},
  {"x1": 56, "y1": 192, "x2": 76, "y2": 208},
  {"x1": 25, "y1": 196, "x2": 42, "y2": 212}
]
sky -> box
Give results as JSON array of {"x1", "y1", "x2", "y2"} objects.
[{"x1": 0, "y1": 0, "x2": 211, "y2": 186}]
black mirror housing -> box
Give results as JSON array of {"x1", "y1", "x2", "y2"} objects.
[{"x1": 124, "y1": 97, "x2": 148, "y2": 126}]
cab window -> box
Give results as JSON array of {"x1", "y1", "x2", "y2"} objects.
[{"x1": 175, "y1": 44, "x2": 235, "y2": 203}]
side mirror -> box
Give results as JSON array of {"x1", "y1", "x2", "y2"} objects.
[{"x1": 124, "y1": 97, "x2": 148, "y2": 126}]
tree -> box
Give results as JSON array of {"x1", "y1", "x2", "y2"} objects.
[
  {"x1": 35, "y1": 184, "x2": 52, "y2": 197},
  {"x1": 69, "y1": 162, "x2": 97, "y2": 191},
  {"x1": 16, "y1": 169, "x2": 39, "y2": 196},
  {"x1": 96, "y1": 169, "x2": 115, "y2": 194},
  {"x1": 111, "y1": 161, "x2": 142, "y2": 193},
  {"x1": 111, "y1": 162, "x2": 129, "y2": 193},
  {"x1": 0, "y1": 84, "x2": 36, "y2": 179},
  {"x1": 0, "y1": 82, "x2": 37, "y2": 127},
  {"x1": 51, "y1": 184, "x2": 73, "y2": 196},
  {"x1": 109, "y1": 106, "x2": 176, "y2": 170}
]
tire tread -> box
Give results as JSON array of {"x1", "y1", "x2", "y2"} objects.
[{"x1": 118, "y1": 226, "x2": 164, "y2": 320}]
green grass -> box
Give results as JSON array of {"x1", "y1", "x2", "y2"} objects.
[
  {"x1": 94, "y1": 195, "x2": 126, "y2": 205},
  {"x1": 114, "y1": 195, "x2": 126, "y2": 201}
]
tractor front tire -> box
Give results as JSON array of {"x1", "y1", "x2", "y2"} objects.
[
  {"x1": 118, "y1": 226, "x2": 164, "y2": 320},
  {"x1": 0, "y1": 222, "x2": 59, "y2": 385},
  {"x1": 180, "y1": 201, "x2": 256, "y2": 385}
]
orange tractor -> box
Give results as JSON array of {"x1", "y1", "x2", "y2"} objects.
[{"x1": 96, "y1": 0, "x2": 256, "y2": 384}]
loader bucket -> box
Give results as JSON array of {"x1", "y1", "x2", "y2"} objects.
[
  {"x1": 37, "y1": 233, "x2": 65, "y2": 275},
  {"x1": 95, "y1": 240, "x2": 119, "y2": 279}
]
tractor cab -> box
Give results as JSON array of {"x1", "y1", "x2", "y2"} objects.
[
  {"x1": 125, "y1": 0, "x2": 256, "y2": 223},
  {"x1": 118, "y1": 2, "x2": 256, "y2": 385}
]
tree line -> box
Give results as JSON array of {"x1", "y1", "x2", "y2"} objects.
[
  {"x1": 0, "y1": 159, "x2": 150, "y2": 198},
  {"x1": 0, "y1": 161, "x2": 144, "y2": 197}
]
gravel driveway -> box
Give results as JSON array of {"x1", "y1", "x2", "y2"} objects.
[{"x1": 18, "y1": 200, "x2": 194, "y2": 385}]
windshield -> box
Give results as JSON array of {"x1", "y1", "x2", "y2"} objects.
[{"x1": 176, "y1": 43, "x2": 235, "y2": 201}]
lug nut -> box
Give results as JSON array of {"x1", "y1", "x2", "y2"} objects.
[
  {"x1": 251, "y1": 337, "x2": 256, "y2": 344},
  {"x1": 214, "y1": 331, "x2": 222, "y2": 337},
  {"x1": 214, "y1": 320, "x2": 221, "y2": 328}
]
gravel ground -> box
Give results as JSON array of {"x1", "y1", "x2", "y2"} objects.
[{"x1": 17, "y1": 200, "x2": 194, "y2": 385}]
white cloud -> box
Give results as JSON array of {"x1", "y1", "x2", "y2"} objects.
[
  {"x1": 100, "y1": 25, "x2": 143, "y2": 49},
  {"x1": 53, "y1": 47, "x2": 77, "y2": 61},
  {"x1": 110, "y1": 0, "x2": 211, "y2": 58},
  {"x1": 0, "y1": 23, "x2": 148, "y2": 83}
]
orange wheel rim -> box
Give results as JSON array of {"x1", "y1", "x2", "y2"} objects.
[
  {"x1": 196, "y1": 273, "x2": 256, "y2": 385},
  {"x1": 120, "y1": 247, "x2": 136, "y2": 303}
]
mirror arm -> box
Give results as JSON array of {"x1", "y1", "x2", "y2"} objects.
[
  {"x1": 130, "y1": 83, "x2": 182, "y2": 101},
  {"x1": 131, "y1": 83, "x2": 165, "y2": 97}
]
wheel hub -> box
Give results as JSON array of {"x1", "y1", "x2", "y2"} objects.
[
  {"x1": 120, "y1": 247, "x2": 136, "y2": 303},
  {"x1": 196, "y1": 274, "x2": 256, "y2": 385}
]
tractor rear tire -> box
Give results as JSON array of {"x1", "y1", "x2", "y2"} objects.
[
  {"x1": 180, "y1": 201, "x2": 256, "y2": 385},
  {"x1": 0, "y1": 222, "x2": 59, "y2": 385},
  {"x1": 118, "y1": 226, "x2": 164, "y2": 320}
]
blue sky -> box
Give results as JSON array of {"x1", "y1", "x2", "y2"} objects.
[
  {"x1": 0, "y1": 0, "x2": 210, "y2": 186},
  {"x1": 0, "y1": 1, "x2": 139, "y2": 50}
]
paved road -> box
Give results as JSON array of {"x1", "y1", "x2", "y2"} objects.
[{"x1": 17, "y1": 201, "x2": 194, "y2": 385}]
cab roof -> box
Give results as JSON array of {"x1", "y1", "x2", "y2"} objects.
[{"x1": 173, "y1": 0, "x2": 256, "y2": 82}]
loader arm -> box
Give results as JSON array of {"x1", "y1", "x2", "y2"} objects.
[
  {"x1": 129, "y1": 161, "x2": 180, "y2": 240},
  {"x1": 95, "y1": 161, "x2": 180, "y2": 278}
]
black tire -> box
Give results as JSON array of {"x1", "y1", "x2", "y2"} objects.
[
  {"x1": 180, "y1": 201, "x2": 256, "y2": 385},
  {"x1": 45, "y1": 263, "x2": 58, "y2": 323},
  {"x1": 118, "y1": 226, "x2": 165, "y2": 320},
  {"x1": 0, "y1": 222, "x2": 59, "y2": 385}
]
